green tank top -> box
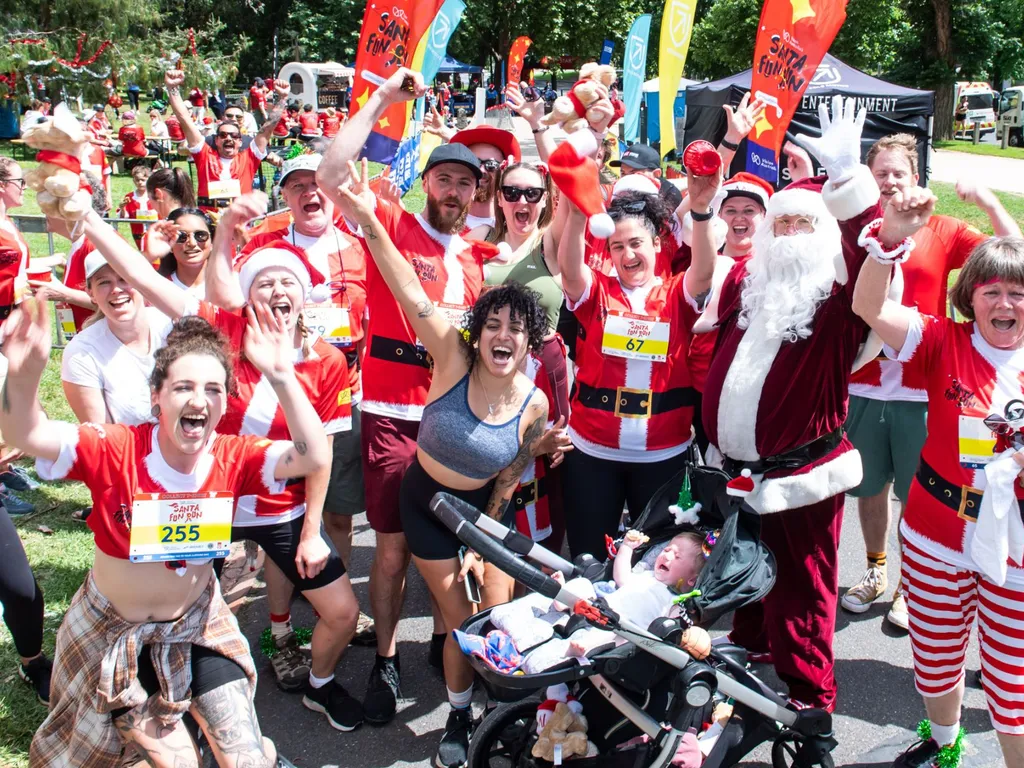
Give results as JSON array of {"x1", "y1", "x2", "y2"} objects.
[{"x1": 484, "y1": 242, "x2": 562, "y2": 334}]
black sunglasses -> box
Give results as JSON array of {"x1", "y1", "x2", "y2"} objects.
[
  {"x1": 225, "y1": 112, "x2": 244, "y2": 119},
  {"x1": 608, "y1": 199, "x2": 648, "y2": 220},
  {"x1": 217, "y1": 131, "x2": 240, "y2": 140},
  {"x1": 177, "y1": 230, "x2": 211, "y2": 244},
  {"x1": 501, "y1": 185, "x2": 544, "y2": 204},
  {"x1": 480, "y1": 159, "x2": 500, "y2": 173}
]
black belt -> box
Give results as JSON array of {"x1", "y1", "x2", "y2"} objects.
[
  {"x1": 344, "y1": 349, "x2": 359, "y2": 370},
  {"x1": 721, "y1": 427, "x2": 844, "y2": 477},
  {"x1": 513, "y1": 475, "x2": 550, "y2": 511},
  {"x1": 197, "y1": 196, "x2": 230, "y2": 209},
  {"x1": 369, "y1": 336, "x2": 431, "y2": 370},
  {"x1": 572, "y1": 382, "x2": 697, "y2": 419},
  {"x1": 916, "y1": 457, "x2": 1024, "y2": 522}
]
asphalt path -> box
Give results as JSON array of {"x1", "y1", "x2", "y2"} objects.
[{"x1": 236, "y1": 495, "x2": 1008, "y2": 768}]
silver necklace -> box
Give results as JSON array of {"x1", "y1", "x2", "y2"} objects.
[{"x1": 476, "y1": 367, "x2": 515, "y2": 416}]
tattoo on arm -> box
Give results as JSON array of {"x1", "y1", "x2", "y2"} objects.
[
  {"x1": 415, "y1": 300, "x2": 435, "y2": 319},
  {"x1": 293, "y1": 441, "x2": 307, "y2": 456},
  {"x1": 364, "y1": 225, "x2": 378, "y2": 241},
  {"x1": 483, "y1": 414, "x2": 545, "y2": 520},
  {"x1": 1, "y1": 379, "x2": 9, "y2": 414}
]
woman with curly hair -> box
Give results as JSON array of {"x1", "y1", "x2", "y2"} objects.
[
  {"x1": 558, "y1": 188, "x2": 715, "y2": 559},
  {"x1": 335, "y1": 168, "x2": 568, "y2": 768}
]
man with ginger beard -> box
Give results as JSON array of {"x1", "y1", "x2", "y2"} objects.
[
  {"x1": 317, "y1": 67, "x2": 494, "y2": 726},
  {"x1": 690, "y1": 96, "x2": 888, "y2": 712}
]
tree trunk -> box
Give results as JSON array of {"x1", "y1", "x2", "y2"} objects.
[
  {"x1": 933, "y1": 82, "x2": 954, "y2": 140},
  {"x1": 929, "y1": 0, "x2": 955, "y2": 141}
]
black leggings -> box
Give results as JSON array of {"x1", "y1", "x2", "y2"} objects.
[
  {"x1": 0, "y1": 508, "x2": 43, "y2": 658},
  {"x1": 110, "y1": 645, "x2": 246, "y2": 719}
]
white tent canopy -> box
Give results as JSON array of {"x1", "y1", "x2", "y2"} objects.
[{"x1": 642, "y1": 75, "x2": 700, "y2": 93}]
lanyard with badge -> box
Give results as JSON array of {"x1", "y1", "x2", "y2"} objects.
[
  {"x1": 601, "y1": 310, "x2": 671, "y2": 362},
  {"x1": 298, "y1": 227, "x2": 354, "y2": 345},
  {"x1": 128, "y1": 491, "x2": 234, "y2": 563}
]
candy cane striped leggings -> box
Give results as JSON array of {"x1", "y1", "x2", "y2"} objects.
[{"x1": 903, "y1": 538, "x2": 1024, "y2": 734}]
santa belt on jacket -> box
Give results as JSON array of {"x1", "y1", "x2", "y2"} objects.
[
  {"x1": 721, "y1": 427, "x2": 844, "y2": 477},
  {"x1": 916, "y1": 457, "x2": 1024, "y2": 522},
  {"x1": 197, "y1": 196, "x2": 231, "y2": 209},
  {"x1": 369, "y1": 336, "x2": 431, "y2": 370},
  {"x1": 572, "y1": 381, "x2": 697, "y2": 419},
  {"x1": 513, "y1": 475, "x2": 549, "y2": 511}
]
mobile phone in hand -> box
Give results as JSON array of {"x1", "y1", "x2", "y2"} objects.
[{"x1": 458, "y1": 546, "x2": 482, "y2": 604}]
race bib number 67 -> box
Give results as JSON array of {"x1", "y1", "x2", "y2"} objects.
[{"x1": 601, "y1": 310, "x2": 670, "y2": 362}]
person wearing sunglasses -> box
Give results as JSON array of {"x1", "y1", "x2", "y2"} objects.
[
  {"x1": 0, "y1": 158, "x2": 31, "y2": 319},
  {"x1": 165, "y1": 69, "x2": 286, "y2": 212},
  {"x1": 145, "y1": 207, "x2": 215, "y2": 299},
  {"x1": 450, "y1": 125, "x2": 522, "y2": 236}
]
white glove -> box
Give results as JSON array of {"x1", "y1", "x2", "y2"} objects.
[{"x1": 794, "y1": 94, "x2": 866, "y2": 184}]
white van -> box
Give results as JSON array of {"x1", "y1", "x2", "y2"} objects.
[
  {"x1": 997, "y1": 86, "x2": 1024, "y2": 147},
  {"x1": 953, "y1": 82, "x2": 996, "y2": 139}
]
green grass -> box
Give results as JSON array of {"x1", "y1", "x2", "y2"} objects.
[
  {"x1": 934, "y1": 139, "x2": 1024, "y2": 161},
  {"x1": 930, "y1": 181, "x2": 1024, "y2": 234}
]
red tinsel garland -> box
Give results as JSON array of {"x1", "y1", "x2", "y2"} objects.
[{"x1": 9, "y1": 34, "x2": 112, "y2": 69}]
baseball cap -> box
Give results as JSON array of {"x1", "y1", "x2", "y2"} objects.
[
  {"x1": 423, "y1": 144, "x2": 483, "y2": 180},
  {"x1": 450, "y1": 126, "x2": 522, "y2": 164},
  {"x1": 84, "y1": 251, "x2": 110, "y2": 281},
  {"x1": 280, "y1": 153, "x2": 323, "y2": 186},
  {"x1": 610, "y1": 143, "x2": 661, "y2": 171}
]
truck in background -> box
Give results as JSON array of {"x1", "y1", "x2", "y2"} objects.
[
  {"x1": 953, "y1": 81, "x2": 996, "y2": 139},
  {"x1": 997, "y1": 86, "x2": 1024, "y2": 147}
]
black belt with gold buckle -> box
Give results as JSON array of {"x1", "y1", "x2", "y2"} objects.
[
  {"x1": 197, "y1": 196, "x2": 231, "y2": 209},
  {"x1": 513, "y1": 476, "x2": 550, "y2": 511},
  {"x1": 369, "y1": 336, "x2": 431, "y2": 370},
  {"x1": 572, "y1": 382, "x2": 696, "y2": 419},
  {"x1": 916, "y1": 457, "x2": 1024, "y2": 522}
]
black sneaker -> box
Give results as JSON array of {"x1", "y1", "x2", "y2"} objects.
[
  {"x1": 19, "y1": 654, "x2": 52, "y2": 705},
  {"x1": 892, "y1": 738, "x2": 942, "y2": 767},
  {"x1": 363, "y1": 654, "x2": 401, "y2": 725},
  {"x1": 302, "y1": 680, "x2": 364, "y2": 731},
  {"x1": 435, "y1": 707, "x2": 473, "y2": 768},
  {"x1": 0, "y1": 467, "x2": 39, "y2": 492},
  {"x1": 429, "y1": 632, "x2": 446, "y2": 672}
]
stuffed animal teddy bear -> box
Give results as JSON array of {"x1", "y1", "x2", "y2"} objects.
[
  {"x1": 542, "y1": 62, "x2": 623, "y2": 133},
  {"x1": 22, "y1": 103, "x2": 93, "y2": 220},
  {"x1": 532, "y1": 701, "x2": 598, "y2": 762}
]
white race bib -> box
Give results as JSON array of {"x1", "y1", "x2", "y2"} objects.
[
  {"x1": 207, "y1": 179, "x2": 241, "y2": 200},
  {"x1": 305, "y1": 305, "x2": 352, "y2": 345},
  {"x1": 417, "y1": 302, "x2": 469, "y2": 348},
  {"x1": 136, "y1": 209, "x2": 158, "y2": 221},
  {"x1": 601, "y1": 310, "x2": 670, "y2": 362},
  {"x1": 959, "y1": 415, "x2": 997, "y2": 470},
  {"x1": 129, "y1": 492, "x2": 234, "y2": 563},
  {"x1": 56, "y1": 303, "x2": 76, "y2": 342}
]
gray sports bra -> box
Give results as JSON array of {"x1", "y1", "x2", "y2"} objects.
[{"x1": 418, "y1": 374, "x2": 536, "y2": 480}]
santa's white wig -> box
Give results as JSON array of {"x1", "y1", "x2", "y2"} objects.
[{"x1": 738, "y1": 181, "x2": 843, "y2": 343}]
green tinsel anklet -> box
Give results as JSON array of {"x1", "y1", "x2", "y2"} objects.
[
  {"x1": 259, "y1": 626, "x2": 314, "y2": 657},
  {"x1": 915, "y1": 720, "x2": 966, "y2": 768}
]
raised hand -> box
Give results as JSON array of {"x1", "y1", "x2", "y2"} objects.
[
  {"x1": 686, "y1": 163, "x2": 724, "y2": 214},
  {"x1": 221, "y1": 192, "x2": 269, "y2": 233},
  {"x1": 273, "y1": 80, "x2": 290, "y2": 102},
  {"x1": 164, "y1": 69, "x2": 185, "y2": 91},
  {"x1": 376, "y1": 67, "x2": 427, "y2": 105},
  {"x1": 378, "y1": 176, "x2": 406, "y2": 210},
  {"x1": 144, "y1": 219, "x2": 178, "y2": 262},
  {"x1": 782, "y1": 141, "x2": 815, "y2": 183},
  {"x1": 338, "y1": 160, "x2": 378, "y2": 228},
  {"x1": 722, "y1": 92, "x2": 766, "y2": 143},
  {"x1": 879, "y1": 186, "x2": 937, "y2": 245},
  {"x1": 2, "y1": 300, "x2": 52, "y2": 381},
  {"x1": 955, "y1": 178, "x2": 998, "y2": 210},
  {"x1": 242, "y1": 303, "x2": 294, "y2": 383},
  {"x1": 30, "y1": 279, "x2": 77, "y2": 304},
  {"x1": 794, "y1": 95, "x2": 866, "y2": 184},
  {"x1": 506, "y1": 83, "x2": 544, "y2": 128},
  {"x1": 423, "y1": 105, "x2": 447, "y2": 137}
]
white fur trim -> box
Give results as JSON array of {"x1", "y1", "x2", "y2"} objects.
[
  {"x1": 858, "y1": 218, "x2": 916, "y2": 264},
  {"x1": 692, "y1": 256, "x2": 735, "y2": 333},
  {"x1": 565, "y1": 129, "x2": 598, "y2": 159},
  {"x1": 852, "y1": 263, "x2": 903, "y2": 372},
  {"x1": 747, "y1": 448, "x2": 863, "y2": 514},
  {"x1": 821, "y1": 165, "x2": 880, "y2": 222},
  {"x1": 34, "y1": 421, "x2": 81, "y2": 481},
  {"x1": 723, "y1": 181, "x2": 769, "y2": 209},
  {"x1": 612, "y1": 175, "x2": 659, "y2": 197},
  {"x1": 680, "y1": 212, "x2": 727, "y2": 251},
  {"x1": 680, "y1": 211, "x2": 694, "y2": 247},
  {"x1": 765, "y1": 188, "x2": 831, "y2": 223},
  {"x1": 260, "y1": 440, "x2": 292, "y2": 496},
  {"x1": 239, "y1": 248, "x2": 313, "y2": 301}
]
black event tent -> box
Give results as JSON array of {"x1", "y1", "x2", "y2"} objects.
[{"x1": 683, "y1": 54, "x2": 934, "y2": 188}]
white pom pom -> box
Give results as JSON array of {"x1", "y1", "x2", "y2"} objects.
[
  {"x1": 566, "y1": 697, "x2": 583, "y2": 714},
  {"x1": 308, "y1": 283, "x2": 331, "y2": 304},
  {"x1": 496, "y1": 241, "x2": 513, "y2": 261},
  {"x1": 740, "y1": 469, "x2": 752, "y2": 479},
  {"x1": 589, "y1": 212, "x2": 614, "y2": 239}
]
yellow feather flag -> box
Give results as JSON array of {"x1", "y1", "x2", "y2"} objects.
[{"x1": 658, "y1": 0, "x2": 698, "y2": 158}]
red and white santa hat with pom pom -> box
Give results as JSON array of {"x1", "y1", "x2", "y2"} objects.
[
  {"x1": 236, "y1": 240, "x2": 330, "y2": 304},
  {"x1": 546, "y1": 131, "x2": 614, "y2": 239},
  {"x1": 726, "y1": 469, "x2": 755, "y2": 498}
]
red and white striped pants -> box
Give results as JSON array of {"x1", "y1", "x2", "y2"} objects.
[{"x1": 902, "y1": 538, "x2": 1024, "y2": 734}]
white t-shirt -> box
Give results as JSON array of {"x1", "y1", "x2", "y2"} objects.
[
  {"x1": 60, "y1": 307, "x2": 174, "y2": 426},
  {"x1": 151, "y1": 121, "x2": 169, "y2": 140},
  {"x1": 242, "y1": 112, "x2": 259, "y2": 136},
  {"x1": 465, "y1": 213, "x2": 495, "y2": 230},
  {"x1": 171, "y1": 272, "x2": 207, "y2": 299}
]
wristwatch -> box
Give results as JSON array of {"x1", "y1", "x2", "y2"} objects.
[
  {"x1": 532, "y1": 126, "x2": 548, "y2": 134},
  {"x1": 691, "y1": 208, "x2": 714, "y2": 222}
]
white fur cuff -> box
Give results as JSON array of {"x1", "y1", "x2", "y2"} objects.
[
  {"x1": 858, "y1": 218, "x2": 915, "y2": 264},
  {"x1": 821, "y1": 165, "x2": 880, "y2": 221}
]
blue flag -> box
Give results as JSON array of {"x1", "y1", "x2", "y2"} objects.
[
  {"x1": 416, "y1": 0, "x2": 467, "y2": 121},
  {"x1": 599, "y1": 39, "x2": 615, "y2": 65},
  {"x1": 392, "y1": 133, "x2": 423, "y2": 195},
  {"x1": 622, "y1": 15, "x2": 652, "y2": 143}
]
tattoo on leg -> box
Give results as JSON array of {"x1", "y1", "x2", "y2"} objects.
[
  {"x1": 114, "y1": 697, "x2": 200, "y2": 768},
  {"x1": 192, "y1": 680, "x2": 271, "y2": 767}
]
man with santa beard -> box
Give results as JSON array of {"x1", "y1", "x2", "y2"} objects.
[
  {"x1": 317, "y1": 68, "x2": 494, "y2": 725},
  {"x1": 691, "y1": 96, "x2": 886, "y2": 712}
]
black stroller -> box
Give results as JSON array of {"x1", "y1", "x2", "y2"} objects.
[{"x1": 430, "y1": 464, "x2": 838, "y2": 768}]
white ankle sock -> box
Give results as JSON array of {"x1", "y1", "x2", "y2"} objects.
[
  {"x1": 309, "y1": 671, "x2": 334, "y2": 689},
  {"x1": 930, "y1": 721, "x2": 960, "y2": 747},
  {"x1": 447, "y1": 685, "x2": 473, "y2": 710},
  {"x1": 270, "y1": 613, "x2": 292, "y2": 640}
]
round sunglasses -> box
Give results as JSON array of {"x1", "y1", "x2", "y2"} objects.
[
  {"x1": 176, "y1": 230, "x2": 211, "y2": 244},
  {"x1": 500, "y1": 185, "x2": 545, "y2": 204}
]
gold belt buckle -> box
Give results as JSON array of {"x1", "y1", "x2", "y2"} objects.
[
  {"x1": 515, "y1": 479, "x2": 539, "y2": 508},
  {"x1": 958, "y1": 484, "x2": 982, "y2": 521},
  {"x1": 614, "y1": 386, "x2": 653, "y2": 419}
]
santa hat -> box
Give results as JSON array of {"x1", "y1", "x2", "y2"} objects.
[
  {"x1": 721, "y1": 172, "x2": 773, "y2": 210},
  {"x1": 726, "y1": 469, "x2": 755, "y2": 497},
  {"x1": 236, "y1": 240, "x2": 329, "y2": 304},
  {"x1": 547, "y1": 131, "x2": 614, "y2": 239},
  {"x1": 764, "y1": 175, "x2": 832, "y2": 227},
  {"x1": 611, "y1": 174, "x2": 660, "y2": 198}
]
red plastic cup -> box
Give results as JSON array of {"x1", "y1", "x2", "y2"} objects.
[
  {"x1": 27, "y1": 266, "x2": 51, "y2": 282},
  {"x1": 683, "y1": 140, "x2": 722, "y2": 177}
]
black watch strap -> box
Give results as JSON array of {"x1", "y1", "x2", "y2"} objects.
[
  {"x1": 720, "y1": 137, "x2": 740, "y2": 151},
  {"x1": 691, "y1": 209, "x2": 714, "y2": 222}
]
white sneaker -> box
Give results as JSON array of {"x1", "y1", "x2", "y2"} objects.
[
  {"x1": 840, "y1": 564, "x2": 888, "y2": 613},
  {"x1": 886, "y1": 588, "x2": 909, "y2": 631}
]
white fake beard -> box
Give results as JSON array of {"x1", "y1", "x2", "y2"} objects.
[{"x1": 738, "y1": 227, "x2": 838, "y2": 343}]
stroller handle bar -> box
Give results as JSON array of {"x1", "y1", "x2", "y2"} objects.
[{"x1": 431, "y1": 493, "x2": 582, "y2": 606}]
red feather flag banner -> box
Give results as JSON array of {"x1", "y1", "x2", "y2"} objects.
[
  {"x1": 507, "y1": 36, "x2": 532, "y2": 88},
  {"x1": 351, "y1": 0, "x2": 445, "y2": 164},
  {"x1": 744, "y1": 0, "x2": 848, "y2": 183}
]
